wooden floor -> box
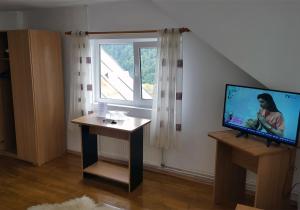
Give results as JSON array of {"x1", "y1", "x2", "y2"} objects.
[{"x1": 0, "y1": 154, "x2": 296, "y2": 210}]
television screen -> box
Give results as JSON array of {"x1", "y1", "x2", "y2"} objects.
[{"x1": 223, "y1": 84, "x2": 300, "y2": 146}]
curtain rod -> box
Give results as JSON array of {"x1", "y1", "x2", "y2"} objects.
[{"x1": 64, "y1": 27, "x2": 190, "y2": 35}]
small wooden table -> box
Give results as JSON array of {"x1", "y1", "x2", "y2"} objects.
[
  {"x1": 72, "y1": 114, "x2": 150, "y2": 192},
  {"x1": 208, "y1": 130, "x2": 295, "y2": 210}
]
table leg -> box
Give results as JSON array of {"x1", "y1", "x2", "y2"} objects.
[
  {"x1": 81, "y1": 125, "x2": 98, "y2": 170},
  {"x1": 214, "y1": 142, "x2": 246, "y2": 205},
  {"x1": 129, "y1": 126, "x2": 143, "y2": 192}
]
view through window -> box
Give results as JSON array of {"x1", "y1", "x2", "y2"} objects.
[
  {"x1": 100, "y1": 44, "x2": 134, "y2": 100},
  {"x1": 92, "y1": 38, "x2": 158, "y2": 107},
  {"x1": 140, "y1": 47, "x2": 157, "y2": 99}
]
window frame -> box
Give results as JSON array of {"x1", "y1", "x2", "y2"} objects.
[{"x1": 91, "y1": 38, "x2": 158, "y2": 108}]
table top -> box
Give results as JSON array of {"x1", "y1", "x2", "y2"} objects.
[
  {"x1": 208, "y1": 130, "x2": 293, "y2": 157},
  {"x1": 72, "y1": 114, "x2": 151, "y2": 132}
]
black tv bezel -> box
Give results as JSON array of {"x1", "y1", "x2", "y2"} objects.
[{"x1": 222, "y1": 84, "x2": 300, "y2": 147}]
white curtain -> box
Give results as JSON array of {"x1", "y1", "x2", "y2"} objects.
[
  {"x1": 150, "y1": 29, "x2": 183, "y2": 149},
  {"x1": 67, "y1": 32, "x2": 94, "y2": 133}
]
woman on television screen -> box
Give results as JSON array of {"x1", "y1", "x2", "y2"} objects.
[{"x1": 245, "y1": 93, "x2": 285, "y2": 137}]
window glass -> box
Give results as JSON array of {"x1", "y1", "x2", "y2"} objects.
[
  {"x1": 140, "y1": 47, "x2": 157, "y2": 99},
  {"x1": 100, "y1": 44, "x2": 134, "y2": 100}
]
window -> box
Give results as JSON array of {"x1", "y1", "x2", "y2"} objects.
[{"x1": 91, "y1": 38, "x2": 158, "y2": 108}]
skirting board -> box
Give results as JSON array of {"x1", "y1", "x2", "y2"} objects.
[
  {"x1": 67, "y1": 150, "x2": 256, "y2": 193},
  {"x1": 67, "y1": 150, "x2": 299, "y2": 202}
]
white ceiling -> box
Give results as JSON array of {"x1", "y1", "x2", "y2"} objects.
[
  {"x1": 1, "y1": 0, "x2": 299, "y2": 10},
  {"x1": 0, "y1": 0, "x2": 137, "y2": 10}
]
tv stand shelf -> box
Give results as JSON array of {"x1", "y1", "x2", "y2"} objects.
[
  {"x1": 83, "y1": 160, "x2": 129, "y2": 184},
  {"x1": 208, "y1": 130, "x2": 296, "y2": 210}
]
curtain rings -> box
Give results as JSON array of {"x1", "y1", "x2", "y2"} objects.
[{"x1": 70, "y1": 31, "x2": 88, "y2": 37}]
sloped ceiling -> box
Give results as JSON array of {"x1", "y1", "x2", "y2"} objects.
[
  {"x1": 2, "y1": 0, "x2": 299, "y2": 92},
  {"x1": 152, "y1": 1, "x2": 300, "y2": 92}
]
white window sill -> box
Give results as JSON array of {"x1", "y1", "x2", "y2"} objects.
[{"x1": 107, "y1": 103, "x2": 152, "y2": 119}]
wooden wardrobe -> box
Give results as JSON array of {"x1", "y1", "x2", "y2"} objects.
[{"x1": 0, "y1": 29, "x2": 65, "y2": 166}]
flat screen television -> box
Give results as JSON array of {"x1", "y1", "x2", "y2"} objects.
[{"x1": 223, "y1": 84, "x2": 300, "y2": 146}]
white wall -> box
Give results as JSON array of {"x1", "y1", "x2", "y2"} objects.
[
  {"x1": 0, "y1": 11, "x2": 23, "y2": 30},
  {"x1": 85, "y1": 2, "x2": 261, "y2": 182},
  {"x1": 153, "y1": 1, "x2": 300, "y2": 93},
  {"x1": 22, "y1": 3, "x2": 171, "y2": 166},
  {"x1": 21, "y1": 1, "x2": 300, "y2": 196},
  {"x1": 87, "y1": 1, "x2": 177, "y2": 32},
  {"x1": 87, "y1": 1, "x2": 179, "y2": 166},
  {"x1": 152, "y1": 0, "x2": 300, "y2": 196},
  {"x1": 21, "y1": 1, "x2": 261, "y2": 185},
  {"x1": 165, "y1": 32, "x2": 262, "y2": 178},
  {"x1": 22, "y1": 6, "x2": 87, "y2": 32}
]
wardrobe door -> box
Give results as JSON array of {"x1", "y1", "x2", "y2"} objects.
[
  {"x1": 29, "y1": 30, "x2": 65, "y2": 165},
  {"x1": 8, "y1": 30, "x2": 38, "y2": 163},
  {"x1": 0, "y1": 80, "x2": 16, "y2": 153}
]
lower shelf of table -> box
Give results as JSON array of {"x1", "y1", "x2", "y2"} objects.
[{"x1": 83, "y1": 160, "x2": 129, "y2": 184}]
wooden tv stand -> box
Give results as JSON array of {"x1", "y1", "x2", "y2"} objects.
[{"x1": 208, "y1": 130, "x2": 296, "y2": 210}]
